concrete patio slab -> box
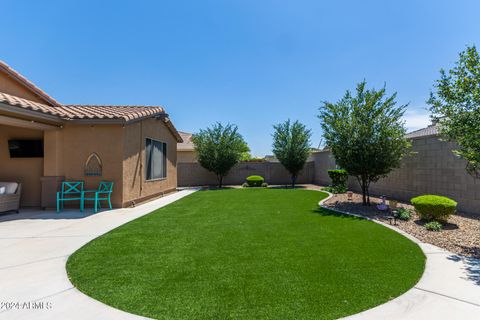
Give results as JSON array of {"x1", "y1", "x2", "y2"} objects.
[{"x1": 0, "y1": 189, "x2": 199, "y2": 320}]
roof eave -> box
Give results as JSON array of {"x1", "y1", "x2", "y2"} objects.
[
  {"x1": 65, "y1": 113, "x2": 184, "y2": 142},
  {"x1": 0, "y1": 102, "x2": 64, "y2": 124}
]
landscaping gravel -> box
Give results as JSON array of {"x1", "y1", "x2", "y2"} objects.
[{"x1": 323, "y1": 192, "x2": 480, "y2": 258}]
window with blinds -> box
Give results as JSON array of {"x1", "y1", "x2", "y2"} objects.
[{"x1": 145, "y1": 138, "x2": 167, "y2": 180}]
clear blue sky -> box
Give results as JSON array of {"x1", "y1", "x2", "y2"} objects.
[{"x1": 2, "y1": 1, "x2": 479, "y2": 156}]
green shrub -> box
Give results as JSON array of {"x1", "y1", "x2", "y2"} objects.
[
  {"x1": 327, "y1": 169, "x2": 348, "y2": 193},
  {"x1": 322, "y1": 186, "x2": 344, "y2": 194},
  {"x1": 261, "y1": 182, "x2": 268, "y2": 188},
  {"x1": 246, "y1": 175, "x2": 265, "y2": 187},
  {"x1": 411, "y1": 195, "x2": 457, "y2": 221},
  {"x1": 395, "y1": 208, "x2": 412, "y2": 221},
  {"x1": 425, "y1": 221, "x2": 442, "y2": 231}
]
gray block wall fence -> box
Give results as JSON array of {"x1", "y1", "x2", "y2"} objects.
[
  {"x1": 177, "y1": 134, "x2": 478, "y2": 214},
  {"x1": 311, "y1": 136, "x2": 479, "y2": 214},
  {"x1": 178, "y1": 161, "x2": 315, "y2": 187}
]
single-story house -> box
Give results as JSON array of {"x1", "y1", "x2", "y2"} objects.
[
  {"x1": 177, "y1": 131, "x2": 196, "y2": 163},
  {"x1": 0, "y1": 61, "x2": 182, "y2": 209}
]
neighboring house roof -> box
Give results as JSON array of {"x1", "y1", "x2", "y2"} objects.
[
  {"x1": 0, "y1": 62, "x2": 183, "y2": 142},
  {"x1": 0, "y1": 60, "x2": 61, "y2": 107},
  {"x1": 177, "y1": 131, "x2": 195, "y2": 151},
  {"x1": 405, "y1": 124, "x2": 439, "y2": 139}
]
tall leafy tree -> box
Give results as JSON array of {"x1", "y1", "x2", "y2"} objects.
[
  {"x1": 428, "y1": 45, "x2": 480, "y2": 178},
  {"x1": 319, "y1": 81, "x2": 410, "y2": 205},
  {"x1": 272, "y1": 119, "x2": 312, "y2": 188},
  {"x1": 192, "y1": 123, "x2": 249, "y2": 187}
]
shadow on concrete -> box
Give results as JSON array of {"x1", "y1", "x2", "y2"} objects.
[
  {"x1": 0, "y1": 209, "x2": 100, "y2": 223},
  {"x1": 447, "y1": 254, "x2": 480, "y2": 286}
]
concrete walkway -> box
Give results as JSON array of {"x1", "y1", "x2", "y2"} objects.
[
  {"x1": 0, "y1": 189, "x2": 198, "y2": 320},
  {"x1": 1, "y1": 187, "x2": 479, "y2": 319},
  {"x1": 317, "y1": 194, "x2": 480, "y2": 320}
]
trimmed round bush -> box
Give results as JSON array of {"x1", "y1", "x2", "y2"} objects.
[
  {"x1": 246, "y1": 175, "x2": 265, "y2": 187},
  {"x1": 411, "y1": 195, "x2": 457, "y2": 221},
  {"x1": 261, "y1": 182, "x2": 268, "y2": 188}
]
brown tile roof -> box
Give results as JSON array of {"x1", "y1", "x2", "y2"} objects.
[
  {"x1": 177, "y1": 131, "x2": 195, "y2": 151},
  {"x1": 0, "y1": 60, "x2": 61, "y2": 107},
  {"x1": 59, "y1": 104, "x2": 165, "y2": 121},
  {"x1": 405, "y1": 124, "x2": 439, "y2": 139},
  {"x1": 0, "y1": 91, "x2": 65, "y2": 117},
  {"x1": 0, "y1": 92, "x2": 183, "y2": 142}
]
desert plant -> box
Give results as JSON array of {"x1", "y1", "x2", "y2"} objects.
[
  {"x1": 272, "y1": 119, "x2": 312, "y2": 188},
  {"x1": 319, "y1": 81, "x2": 411, "y2": 205},
  {"x1": 425, "y1": 221, "x2": 443, "y2": 232},
  {"x1": 327, "y1": 169, "x2": 348, "y2": 193},
  {"x1": 411, "y1": 195, "x2": 457, "y2": 221},
  {"x1": 192, "y1": 123, "x2": 249, "y2": 188},
  {"x1": 395, "y1": 208, "x2": 412, "y2": 221},
  {"x1": 246, "y1": 175, "x2": 265, "y2": 187}
]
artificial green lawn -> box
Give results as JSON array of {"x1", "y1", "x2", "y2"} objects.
[{"x1": 67, "y1": 189, "x2": 425, "y2": 320}]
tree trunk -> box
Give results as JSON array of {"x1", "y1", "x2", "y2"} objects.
[
  {"x1": 366, "y1": 182, "x2": 371, "y2": 205},
  {"x1": 217, "y1": 175, "x2": 223, "y2": 188},
  {"x1": 359, "y1": 177, "x2": 368, "y2": 206},
  {"x1": 291, "y1": 174, "x2": 297, "y2": 188}
]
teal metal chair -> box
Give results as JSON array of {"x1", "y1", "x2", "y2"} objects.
[
  {"x1": 83, "y1": 181, "x2": 114, "y2": 213},
  {"x1": 57, "y1": 181, "x2": 84, "y2": 213}
]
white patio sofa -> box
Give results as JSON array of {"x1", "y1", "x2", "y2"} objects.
[{"x1": 0, "y1": 182, "x2": 21, "y2": 213}]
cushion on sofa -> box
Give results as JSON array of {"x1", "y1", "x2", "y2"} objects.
[
  {"x1": 0, "y1": 182, "x2": 18, "y2": 194},
  {"x1": 0, "y1": 187, "x2": 5, "y2": 194}
]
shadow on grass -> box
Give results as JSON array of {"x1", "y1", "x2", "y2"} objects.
[
  {"x1": 312, "y1": 207, "x2": 365, "y2": 221},
  {"x1": 268, "y1": 185, "x2": 309, "y2": 189},
  {"x1": 447, "y1": 254, "x2": 480, "y2": 286},
  {"x1": 198, "y1": 186, "x2": 237, "y2": 191}
]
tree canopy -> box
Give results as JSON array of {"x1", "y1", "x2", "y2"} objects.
[
  {"x1": 192, "y1": 123, "x2": 249, "y2": 187},
  {"x1": 319, "y1": 81, "x2": 410, "y2": 205},
  {"x1": 428, "y1": 45, "x2": 480, "y2": 178},
  {"x1": 272, "y1": 119, "x2": 312, "y2": 188}
]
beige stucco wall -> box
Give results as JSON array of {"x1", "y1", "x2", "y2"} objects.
[
  {"x1": 58, "y1": 124, "x2": 125, "y2": 208},
  {"x1": 0, "y1": 71, "x2": 48, "y2": 104},
  {"x1": 177, "y1": 150, "x2": 196, "y2": 163},
  {"x1": 0, "y1": 125, "x2": 43, "y2": 206},
  {"x1": 122, "y1": 118, "x2": 178, "y2": 206}
]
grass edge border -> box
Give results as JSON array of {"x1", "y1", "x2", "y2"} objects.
[{"x1": 318, "y1": 189, "x2": 428, "y2": 317}]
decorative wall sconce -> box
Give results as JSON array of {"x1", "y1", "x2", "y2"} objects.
[{"x1": 85, "y1": 152, "x2": 102, "y2": 176}]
